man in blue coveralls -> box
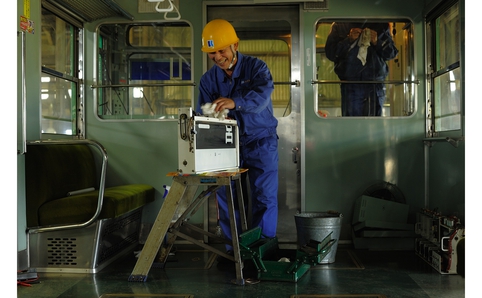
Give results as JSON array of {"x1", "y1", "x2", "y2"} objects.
[
  {"x1": 196, "y1": 19, "x2": 279, "y2": 258},
  {"x1": 325, "y1": 22, "x2": 398, "y2": 116}
]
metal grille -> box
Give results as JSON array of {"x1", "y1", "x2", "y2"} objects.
[
  {"x1": 304, "y1": 1, "x2": 329, "y2": 10},
  {"x1": 44, "y1": 0, "x2": 133, "y2": 22},
  {"x1": 47, "y1": 237, "x2": 79, "y2": 266},
  {"x1": 97, "y1": 210, "x2": 142, "y2": 265}
]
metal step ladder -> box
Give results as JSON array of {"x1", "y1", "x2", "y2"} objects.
[{"x1": 128, "y1": 170, "x2": 250, "y2": 285}]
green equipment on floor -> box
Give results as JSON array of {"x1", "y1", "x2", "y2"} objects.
[{"x1": 238, "y1": 227, "x2": 337, "y2": 282}]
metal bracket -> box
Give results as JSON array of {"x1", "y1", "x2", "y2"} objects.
[{"x1": 423, "y1": 136, "x2": 465, "y2": 148}]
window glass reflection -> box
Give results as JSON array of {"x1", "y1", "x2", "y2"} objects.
[
  {"x1": 41, "y1": 7, "x2": 79, "y2": 135},
  {"x1": 97, "y1": 23, "x2": 193, "y2": 119},
  {"x1": 41, "y1": 74, "x2": 76, "y2": 134},
  {"x1": 315, "y1": 20, "x2": 414, "y2": 117},
  {"x1": 434, "y1": 68, "x2": 461, "y2": 131}
]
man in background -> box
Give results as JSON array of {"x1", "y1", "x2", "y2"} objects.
[{"x1": 325, "y1": 22, "x2": 398, "y2": 116}]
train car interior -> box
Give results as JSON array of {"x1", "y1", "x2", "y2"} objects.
[{"x1": 12, "y1": 0, "x2": 473, "y2": 297}]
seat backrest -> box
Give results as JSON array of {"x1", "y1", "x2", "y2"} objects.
[{"x1": 25, "y1": 144, "x2": 98, "y2": 227}]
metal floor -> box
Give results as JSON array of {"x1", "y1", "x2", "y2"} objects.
[{"x1": 17, "y1": 244, "x2": 465, "y2": 298}]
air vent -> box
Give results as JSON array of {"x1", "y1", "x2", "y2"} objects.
[
  {"x1": 47, "y1": 237, "x2": 78, "y2": 266},
  {"x1": 97, "y1": 210, "x2": 142, "y2": 265},
  {"x1": 43, "y1": 0, "x2": 133, "y2": 23},
  {"x1": 304, "y1": 1, "x2": 329, "y2": 11}
]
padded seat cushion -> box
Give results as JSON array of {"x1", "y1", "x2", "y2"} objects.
[
  {"x1": 26, "y1": 144, "x2": 98, "y2": 227},
  {"x1": 37, "y1": 184, "x2": 155, "y2": 226}
]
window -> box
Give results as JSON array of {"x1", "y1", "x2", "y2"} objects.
[
  {"x1": 95, "y1": 22, "x2": 193, "y2": 119},
  {"x1": 426, "y1": 1, "x2": 462, "y2": 135},
  {"x1": 41, "y1": 7, "x2": 82, "y2": 135},
  {"x1": 314, "y1": 19, "x2": 415, "y2": 117},
  {"x1": 227, "y1": 39, "x2": 291, "y2": 117}
]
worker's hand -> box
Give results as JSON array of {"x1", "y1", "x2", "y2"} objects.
[
  {"x1": 368, "y1": 29, "x2": 378, "y2": 45},
  {"x1": 348, "y1": 28, "x2": 362, "y2": 42},
  {"x1": 213, "y1": 97, "x2": 235, "y2": 111}
]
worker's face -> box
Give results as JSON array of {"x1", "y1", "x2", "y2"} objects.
[{"x1": 207, "y1": 43, "x2": 238, "y2": 71}]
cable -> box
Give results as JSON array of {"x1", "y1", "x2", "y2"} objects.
[{"x1": 17, "y1": 271, "x2": 39, "y2": 287}]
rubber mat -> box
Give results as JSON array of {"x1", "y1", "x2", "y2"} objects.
[
  {"x1": 100, "y1": 295, "x2": 194, "y2": 298},
  {"x1": 290, "y1": 295, "x2": 386, "y2": 298}
]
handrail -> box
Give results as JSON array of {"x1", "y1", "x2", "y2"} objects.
[
  {"x1": 19, "y1": 31, "x2": 27, "y2": 155},
  {"x1": 91, "y1": 82, "x2": 196, "y2": 89},
  {"x1": 311, "y1": 79, "x2": 420, "y2": 85},
  {"x1": 148, "y1": 0, "x2": 181, "y2": 20},
  {"x1": 26, "y1": 139, "x2": 108, "y2": 234},
  {"x1": 275, "y1": 80, "x2": 300, "y2": 87}
]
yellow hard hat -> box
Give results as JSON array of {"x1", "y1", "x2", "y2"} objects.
[{"x1": 201, "y1": 19, "x2": 239, "y2": 52}]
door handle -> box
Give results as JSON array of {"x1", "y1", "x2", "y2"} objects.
[{"x1": 292, "y1": 147, "x2": 299, "y2": 163}]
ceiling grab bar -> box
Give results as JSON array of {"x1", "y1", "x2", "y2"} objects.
[{"x1": 148, "y1": 0, "x2": 181, "y2": 20}]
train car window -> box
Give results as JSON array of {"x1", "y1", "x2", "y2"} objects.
[
  {"x1": 41, "y1": 7, "x2": 82, "y2": 135},
  {"x1": 426, "y1": 1, "x2": 462, "y2": 135},
  {"x1": 314, "y1": 19, "x2": 415, "y2": 117},
  {"x1": 226, "y1": 38, "x2": 290, "y2": 117},
  {"x1": 95, "y1": 22, "x2": 193, "y2": 119}
]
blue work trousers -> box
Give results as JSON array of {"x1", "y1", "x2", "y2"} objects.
[
  {"x1": 340, "y1": 83, "x2": 386, "y2": 116},
  {"x1": 216, "y1": 134, "x2": 279, "y2": 251}
]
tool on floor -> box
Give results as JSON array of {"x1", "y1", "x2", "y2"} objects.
[{"x1": 238, "y1": 226, "x2": 336, "y2": 282}]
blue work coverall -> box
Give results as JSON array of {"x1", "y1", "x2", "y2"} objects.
[
  {"x1": 325, "y1": 22, "x2": 399, "y2": 116},
  {"x1": 196, "y1": 52, "x2": 279, "y2": 250}
]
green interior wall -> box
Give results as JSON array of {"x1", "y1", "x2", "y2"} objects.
[
  {"x1": 300, "y1": 1, "x2": 431, "y2": 240},
  {"x1": 16, "y1": 0, "x2": 465, "y2": 251}
]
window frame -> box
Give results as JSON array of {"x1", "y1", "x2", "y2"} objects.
[
  {"x1": 40, "y1": 3, "x2": 84, "y2": 137},
  {"x1": 94, "y1": 21, "x2": 194, "y2": 120},
  {"x1": 313, "y1": 18, "x2": 417, "y2": 118},
  {"x1": 425, "y1": 0, "x2": 464, "y2": 138}
]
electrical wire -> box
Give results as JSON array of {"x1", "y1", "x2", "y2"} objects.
[{"x1": 17, "y1": 271, "x2": 39, "y2": 287}]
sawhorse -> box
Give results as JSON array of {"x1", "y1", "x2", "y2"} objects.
[{"x1": 128, "y1": 169, "x2": 250, "y2": 285}]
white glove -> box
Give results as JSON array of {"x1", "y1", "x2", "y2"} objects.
[{"x1": 357, "y1": 28, "x2": 371, "y2": 65}]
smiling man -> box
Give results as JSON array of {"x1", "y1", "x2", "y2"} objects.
[{"x1": 196, "y1": 19, "x2": 279, "y2": 259}]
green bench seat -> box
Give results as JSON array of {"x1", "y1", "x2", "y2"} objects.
[
  {"x1": 37, "y1": 184, "x2": 154, "y2": 226},
  {"x1": 25, "y1": 139, "x2": 156, "y2": 273},
  {"x1": 25, "y1": 140, "x2": 155, "y2": 228}
]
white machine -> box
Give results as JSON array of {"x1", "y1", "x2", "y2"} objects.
[{"x1": 177, "y1": 107, "x2": 239, "y2": 174}]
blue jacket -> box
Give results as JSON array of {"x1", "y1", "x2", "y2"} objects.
[
  {"x1": 197, "y1": 52, "x2": 278, "y2": 145},
  {"x1": 325, "y1": 22, "x2": 398, "y2": 81}
]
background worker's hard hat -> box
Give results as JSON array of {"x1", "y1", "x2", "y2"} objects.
[{"x1": 201, "y1": 19, "x2": 239, "y2": 52}]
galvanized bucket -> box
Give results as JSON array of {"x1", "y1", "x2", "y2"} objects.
[{"x1": 294, "y1": 211, "x2": 343, "y2": 264}]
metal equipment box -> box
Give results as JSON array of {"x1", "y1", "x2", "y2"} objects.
[
  {"x1": 414, "y1": 210, "x2": 465, "y2": 274},
  {"x1": 352, "y1": 195, "x2": 409, "y2": 225},
  {"x1": 178, "y1": 107, "x2": 239, "y2": 174}
]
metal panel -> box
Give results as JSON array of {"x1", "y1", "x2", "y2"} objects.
[{"x1": 29, "y1": 209, "x2": 142, "y2": 273}]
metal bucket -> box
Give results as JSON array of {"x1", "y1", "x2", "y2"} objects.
[{"x1": 294, "y1": 211, "x2": 343, "y2": 264}]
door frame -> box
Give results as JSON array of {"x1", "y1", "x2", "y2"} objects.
[{"x1": 203, "y1": 3, "x2": 302, "y2": 243}]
